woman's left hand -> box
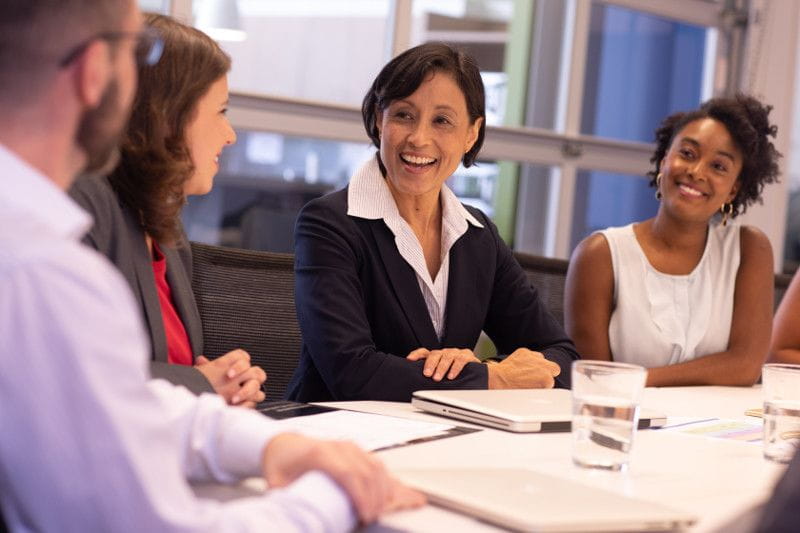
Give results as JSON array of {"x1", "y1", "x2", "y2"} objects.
[{"x1": 406, "y1": 348, "x2": 481, "y2": 381}]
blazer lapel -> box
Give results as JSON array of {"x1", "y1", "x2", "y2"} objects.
[
  {"x1": 369, "y1": 222, "x2": 440, "y2": 348},
  {"x1": 122, "y1": 206, "x2": 168, "y2": 362}
]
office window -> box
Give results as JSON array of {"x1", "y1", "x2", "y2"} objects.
[
  {"x1": 581, "y1": 4, "x2": 712, "y2": 143},
  {"x1": 198, "y1": 0, "x2": 392, "y2": 107},
  {"x1": 513, "y1": 1, "x2": 718, "y2": 257},
  {"x1": 182, "y1": 127, "x2": 503, "y2": 252},
  {"x1": 409, "y1": 0, "x2": 515, "y2": 127},
  {"x1": 182, "y1": 130, "x2": 373, "y2": 251},
  {"x1": 570, "y1": 169, "x2": 659, "y2": 250}
]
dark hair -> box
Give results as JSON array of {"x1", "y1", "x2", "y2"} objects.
[
  {"x1": 362, "y1": 42, "x2": 486, "y2": 168},
  {"x1": 0, "y1": 0, "x2": 128, "y2": 105},
  {"x1": 108, "y1": 13, "x2": 231, "y2": 246},
  {"x1": 648, "y1": 93, "x2": 781, "y2": 218}
]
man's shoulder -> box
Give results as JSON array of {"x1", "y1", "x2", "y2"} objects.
[{"x1": 0, "y1": 234, "x2": 133, "y2": 308}]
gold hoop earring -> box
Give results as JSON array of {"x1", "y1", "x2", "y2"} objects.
[
  {"x1": 655, "y1": 173, "x2": 663, "y2": 200},
  {"x1": 720, "y1": 202, "x2": 733, "y2": 226}
]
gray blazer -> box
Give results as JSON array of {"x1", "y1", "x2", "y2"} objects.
[{"x1": 69, "y1": 175, "x2": 213, "y2": 395}]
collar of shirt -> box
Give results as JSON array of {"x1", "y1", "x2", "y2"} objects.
[
  {"x1": 347, "y1": 155, "x2": 484, "y2": 339},
  {"x1": 347, "y1": 155, "x2": 484, "y2": 232},
  {"x1": 0, "y1": 143, "x2": 92, "y2": 242}
]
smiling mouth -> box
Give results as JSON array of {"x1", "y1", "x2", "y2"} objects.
[
  {"x1": 678, "y1": 183, "x2": 706, "y2": 197},
  {"x1": 400, "y1": 153, "x2": 437, "y2": 167}
]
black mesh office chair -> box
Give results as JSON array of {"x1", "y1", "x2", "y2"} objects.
[
  {"x1": 513, "y1": 252, "x2": 569, "y2": 327},
  {"x1": 190, "y1": 242, "x2": 302, "y2": 400},
  {"x1": 514, "y1": 250, "x2": 791, "y2": 321}
]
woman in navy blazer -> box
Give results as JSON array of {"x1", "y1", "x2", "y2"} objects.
[{"x1": 288, "y1": 43, "x2": 579, "y2": 402}]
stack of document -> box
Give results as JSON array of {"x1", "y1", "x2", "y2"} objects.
[{"x1": 272, "y1": 409, "x2": 459, "y2": 451}]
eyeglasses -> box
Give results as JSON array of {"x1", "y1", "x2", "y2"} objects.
[{"x1": 59, "y1": 26, "x2": 164, "y2": 68}]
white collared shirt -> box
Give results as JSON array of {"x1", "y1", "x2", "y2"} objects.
[
  {"x1": 0, "y1": 143, "x2": 355, "y2": 532},
  {"x1": 348, "y1": 156, "x2": 483, "y2": 340}
]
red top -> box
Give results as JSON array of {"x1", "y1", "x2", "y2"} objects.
[{"x1": 152, "y1": 243, "x2": 193, "y2": 366}]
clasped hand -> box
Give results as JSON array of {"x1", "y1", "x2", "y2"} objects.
[
  {"x1": 195, "y1": 349, "x2": 267, "y2": 408},
  {"x1": 486, "y1": 348, "x2": 561, "y2": 389},
  {"x1": 406, "y1": 347, "x2": 481, "y2": 381}
]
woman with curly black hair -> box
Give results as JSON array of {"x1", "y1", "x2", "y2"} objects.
[{"x1": 564, "y1": 94, "x2": 781, "y2": 386}]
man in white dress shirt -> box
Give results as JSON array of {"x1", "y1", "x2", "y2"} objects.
[{"x1": 0, "y1": 1, "x2": 422, "y2": 531}]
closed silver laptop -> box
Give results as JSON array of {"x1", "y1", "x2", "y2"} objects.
[
  {"x1": 411, "y1": 389, "x2": 666, "y2": 433},
  {"x1": 395, "y1": 468, "x2": 696, "y2": 532}
]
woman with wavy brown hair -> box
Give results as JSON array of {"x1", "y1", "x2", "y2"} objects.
[{"x1": 70, "y1": 13, "x2": 266, "y2": 406}]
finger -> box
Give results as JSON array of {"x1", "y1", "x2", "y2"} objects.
[
  {"x1": 370, "y1": 454, "x2": 392, "y2": 517},
  {"x1": 349, "y1": 444, "x2": 386, "y2": 523},
  {"x1": 195, "y1": 355, "x2": 210, "y2": 365},
  {"x1": 240, "y1": 401, "x2": 257, "y2": 409},
  {"x1": 542, "y1": 359, "x2": 561, "y2": 376},
  {"x1": 537, "y1": 373, "x2": 555, "y2": 389},
  {"x1": 387, "y1": 480, "x2": 427, "y2": 511},
  {"x1": 236, "y1": 366, "x2": 265, "y2": 385},
  {"x1": 432, "y1": 352, "x2": 456, "y2": 381},
  {"x1": 231, "y1": 378, "x2": 261, "y2": 405},
  {"x1": 406, "y1": 348, "x2": 430, "y2": 361},
  {"x1": 447, "y1": 356, "x2": 469, "y2": 380},
  {"x1": 422, "y1": 351, "x2": 443, "y2": 378},
  {"x1": 226, "y1": 357, "x2": 252, "y2": 380},
  {"x1": 335, "y1": 445, "x2": 377, "y2": 523}
]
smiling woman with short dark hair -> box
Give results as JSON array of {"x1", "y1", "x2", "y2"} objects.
[{"x1": 287, "y1": 42, "x2": 579, "y2": 402}]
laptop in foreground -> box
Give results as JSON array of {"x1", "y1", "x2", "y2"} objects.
[
  {"x1": 395, "y1": 468, "x2": 696, "y2": 532},
  {"x1": 412, "y1": 389, "x2": 667, "y2": 432}
]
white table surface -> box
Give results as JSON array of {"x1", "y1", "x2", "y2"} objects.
[
  {"x1": 193, "y1": 386, "x2": 787, "y2": 532},
  {"x1": 316, "y1": 386, "x2": 787, "y2": 532}
]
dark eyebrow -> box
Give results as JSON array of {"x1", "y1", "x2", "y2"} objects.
[
  {"x1": 392, "y1": 100, "x2": 457, "y2": 114},
  {"x1": 434, "y1": 104, "x2": 457, "y2": 114},
  {"x1": 679, "y1": 137, "x2": 737, "y2": 163}
]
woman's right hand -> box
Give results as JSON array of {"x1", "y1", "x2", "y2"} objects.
[
  {"x1": 406, "y1": 348, "x2": 481, "y2": 381},
  {"x1": 486, "y1": 348, "x2": 561, "y2": 389},
  {"x1": 194, "y1": 349, "x2": 267, "y2": 408}
]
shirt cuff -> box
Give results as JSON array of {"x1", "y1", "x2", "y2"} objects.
[
  {"x1": 279, "y1": 471, "x2": 357, "y2": 531},
  {"x1": 216, "y1": 406, "x2": 285, "y2": 479}
]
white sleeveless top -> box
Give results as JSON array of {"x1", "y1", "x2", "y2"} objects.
[{"x1": 600, "y1": 222, "x2": 740, "y2": 368}]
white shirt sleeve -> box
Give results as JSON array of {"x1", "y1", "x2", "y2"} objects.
[{"x1": 0, "y1": 244, "x2": 356, "y2": 533}]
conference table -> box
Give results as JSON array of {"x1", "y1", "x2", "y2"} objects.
[
  {"x1": 195, "y1": 386, "x2": 787, "y2": 531},
  {"x1": 319, "y1": 386, "x2": 786, "y2": 532}
]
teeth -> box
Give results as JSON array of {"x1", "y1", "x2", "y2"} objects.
[
  {"x1": 679, "y1": 184, "x2": 703, "y2": 197},
  {"x1": 401, "y1": 154, "x2": 436, "y2": 165}
]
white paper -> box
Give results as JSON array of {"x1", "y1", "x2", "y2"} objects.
[{"x1": 274, "y1": 410, "x2": 455, "y2": 451}]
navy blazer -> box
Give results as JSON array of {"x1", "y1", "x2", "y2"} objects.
[
  {"x1": 69, "y1": 175, "x2": 213, "y2": 395},
  {"x1": 287, "y1": 187, "x2": 579, "y2": 402}
]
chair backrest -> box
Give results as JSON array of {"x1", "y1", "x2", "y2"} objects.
[
  {"x1": 513, "y1": 251, "x2": 569, "y2": 327},
  {"x1": 190, "y1": 242, "x2": 301, "y2": 400},
  {"x1": 514, "y1": 250, "x2": 792, "y2": 322}
]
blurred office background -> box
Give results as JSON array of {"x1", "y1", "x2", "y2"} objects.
[{"x1": 140, "y1": 0, "x2": 800, "y2": 272}]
